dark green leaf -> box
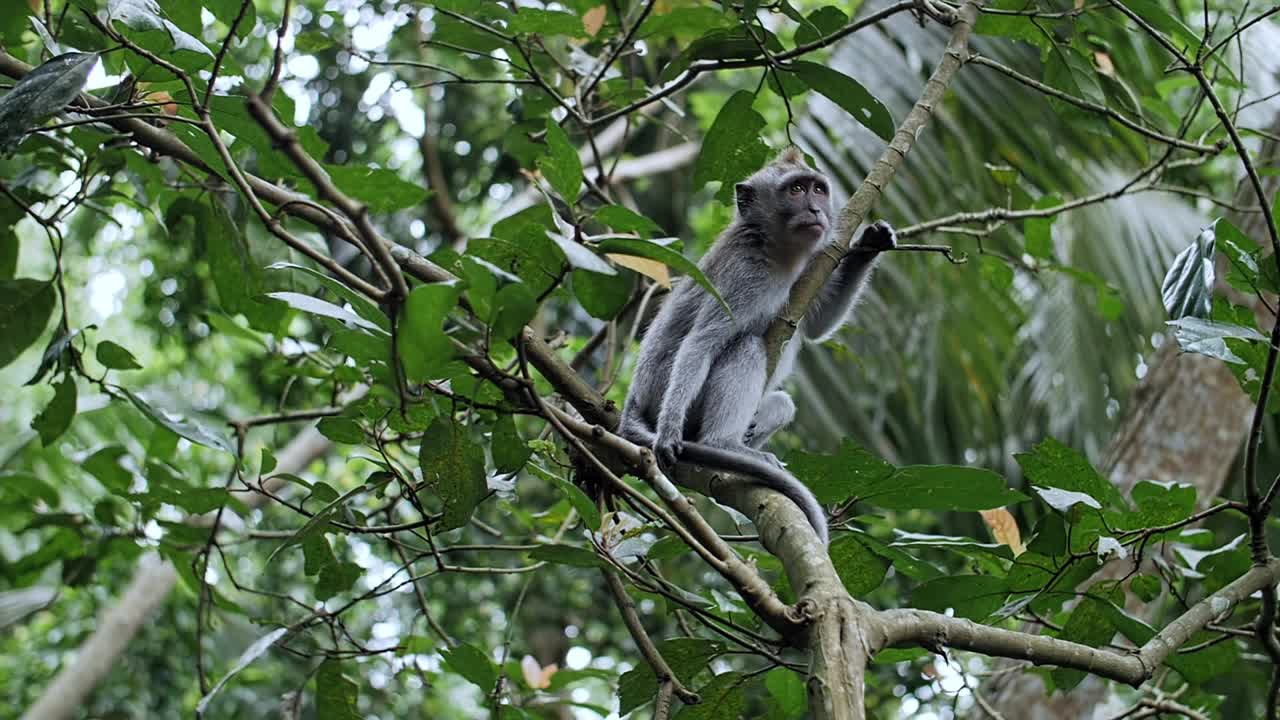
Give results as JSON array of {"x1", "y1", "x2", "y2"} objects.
[
  {"x1": 594, "y1": 237, "x2": 728, "y2": 315},
  {"x1": 96, "y1": 340, "x2": 142, "y2": 370},
  {"x1": 317, "y1": 417, "x2": 364, "y2": 444},
  {"x1": 829, "y1": 534, "x2": 889, "y2": 596},
  {"x1": 1014, "y1": 437, "x2": 1125, "y2": 509},
  {"x1": 1, "y1": 472, "x2": 59, "y2": 506},
  {"x1": 0, "y1": 279, "x2": 57, "y2": 369},
  {"x1": 676, "y1": 672, "x2": 746, "y2": 720},
  {"x1": 316, "y1": 560, "x2": 362, "y2": 600},
  {"x1": 83, "y1": 445, "x2": 132, "y2": 493},
  {"x1": 441, "y1": 643, "x2": 497, "y2": 690},
  {"x1": 24, "y1": 326, "x2": 79, "y2": 386},
  {"x1": 538, "y1": 118, "x2": 583, "y2": 201},
  {"x1": 400, "y1": 282, "x2": 464, "y2": 381},
  {"x1": 324, "y1": 164, "x2": 429, "y2": 213},
  {"x1": 692, "y1": 91, "x2": 770, "y2": 205},
  {"x1": 32, "y1": 377, "x2": 76, "y2": 446},
  {"x1": 295, "y1": 30, "x2": 333, "y2": 52},
  {"x1": 619, "y1": 638, "x2": 723, "y2": 715},
  {"x1": 764, "y1": 667, "x2": 806, "y2": 719},
  {"x1": 571, "y1": 268, "x2": 631, "y2": 320},
  {"x1": 491, "y1": 414, "x2": 532, "y2": 474},
  {"x1": 490, "y1": 282, "x2": 538, "y2": 340},
  {"x1": 794, "y1": 6, "x2": 849, "y2": 47},
  {"x1": 507, "y1": 9, "x2": 586, "y2": 37},
  {"x1": 0, "y1": 52, "x2": 98, "y2": 153},
  {"x1": 593, "y1": 205, "x2": 664, "y2": 237},
  {"x1": 419, "y1": 417, "x2": 486, "y2": 531},
  {"x1": 791, "y1": 61, "x2": 893, "y2": 142},
  {"x1": 910, "y1": 575, "x2": 1005, "y2": 621},
  {"x1": 315, "y1": 659, "x2": 360, "y2": 720},
  {"x1": 529, "y1": 543, "x2": 604, "y2": 568},
  {"x1": 1024, "y1": 194, "x2": 1060, "y2": 259},
  {"x1": 301, "y1": 534, "x2": 335, "y2": 577},
  {"x1": 528, "y1": 463, "x2": 601, "y2": 531},
  {"x1": 1130, "y1": 574, "x2": 1160, "y2": 602},
  {"x1": 787, "y1": 439, "x2": 894, "y2": 504},
  {"x1": 1052, "y1": 584, "x2": 1120, "y2": 690}
]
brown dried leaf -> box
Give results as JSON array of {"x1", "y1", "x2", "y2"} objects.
[
  {"x1": 606, "y1": 253, "x2": 671, "y2": 288},
  {"x1": 583, "y1": 5, "x2": 607, "y2": 37},
  {"x1": 520, "y1": 655, "x2": 558, "y2": 689},
  {"x1": 980, "y1": 507, "x2": 1025, "y2": 556}
]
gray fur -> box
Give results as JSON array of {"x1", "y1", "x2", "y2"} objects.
[{"x1": 619, "y1": 149, "x2": 896, "y2": 547}]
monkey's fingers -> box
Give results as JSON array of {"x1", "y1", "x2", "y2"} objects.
[{"x1": 858, "y1": 220, "x2": 897, "y2": 251}]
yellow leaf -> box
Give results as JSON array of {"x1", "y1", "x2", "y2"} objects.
[
  {"x1": 979, "y1": 508, "x2": 1025, "y2": 556},
  {"x1": 607, "y1": 253, "x2": 671, "y2": 288},
  {"x1": 1093, "y1": 51, "x2": 1115, "y2": 77},
  {"x1": 583, "y1": 5, "x2": 607, "y2": 37}
]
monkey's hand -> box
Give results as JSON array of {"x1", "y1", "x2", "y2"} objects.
[
  {"x1": 855, "y1": 220, "x2": 897, "y2": 253},
  {"x1": 652, "y1": 430, "x2": 684, "y2": 474}
]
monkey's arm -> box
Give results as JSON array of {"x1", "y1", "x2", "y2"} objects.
[
  {"x1": 802, "y1": 220, "x2": 896, "y2": 341},
  {"x1": 653, "y1": 302, "x2": 737, "y2": 468}
]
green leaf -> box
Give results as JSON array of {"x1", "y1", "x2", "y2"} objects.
[
  {"x1": 123, "y1": 389, "x2": 233, "y2": 453},
  {"x1": 95, "y1": 340, "x2": 142, "y2": 370},
  {"x1": 32, "y1": 377, "x2": 76, "y2": 446},
  {"x1": 1162, "y1": 224, "x2": 1215, "y2": 319},
  {"x1": 592, "y1": 205, "x2": 664, "y2": 237},
  {"x1": 441, "y1": 643, "x2": 497, "y2": 690},
  {"x1": 1, "y1": 471, "x2": 59, "y2": 506},
  {"x1": 83, "y1": 445, "x2": 132, "y2": 493},
  {"x1": 315, "y1": 659, "x2": 360, "y2": 720},
  {"x1": 295, "y1": 30, "x2": 333, "y2": 52},
  {"x1": 1119, "y1": 0, "x2": 1200, "y2": 51},
  {"x1": 324, "y1": 164, "x2": 429, "y2": 214},
  {"x1": 491, "y1": 414, "x2": 532, "y2": 474},
  {"x1": 529, "y1": 543, "x2": 604, "y2": 568},
  {"x1": 693, "y1": 91, "x2": 770, "y2": 205},
  {"x1": 794, "y1": 6, "x2": 849, "y2": 47},
  {"x1": 594, "y1": 237, "x2": 728, "y2": 315},
  {"x1": 419, "y1": 417, "x2": 486, "y2": 531},
  {"x1": 316, "y1": 560, "x2": 362, "y2": 600},
  {"x1": 1024, "y1": 194, "x2": 1060, "y2": 259},
  {"x1": 528, "y1": 463, "x2": 601, "y2": 531},
  {"x1": 0, "y1": 52, "x2": 98, "y2": 154},
  {"x1": 267, "y1": 262, "x2": 389, "y2": 332},
  {"x1": 399, "y1": 283, "x2": 463, "y2": 381},
  {"x1": 507, "y1": 8, "x2": 586, "y2": 37},
  {"x1": 1052, "y1": 583, "x2": 1120, "y2": 690},
  {"x1": 910, "y1": 575, "x2": 1006, "y2": 621},
  {"x1": 619, "y1": 638, "x2": 724, "y2": 715},
  {"x1": 571, "y1": 268, "x2": 631, "y2": 320},
  {"x1": 203, "y1": 0, "x2": 256, "y2": 39},
  {"x1": 195, "y1": 628, "x2": 288, "y2": 715},
  {"x1": 301, "y1": 534, "x2": 336, "y2": 577},
  {"x1": 266, "y1": 292, "x2": 382, "y2": 333},
  {"x1": 1043, "y1": 43, "x2": 1106, "y2": 109},
  {"x1": 676, "y1": 672, "x2": 746, "y2": 720},
  {"x1": 0, "y1": 279, "x2": 57, "y2": 369},
  {"x1": 316, "y1": 417, "x2": 364, "y2": 444},
  {"x1": 764, "y1": 667, "x2": 806, "y2": 719},
  {"x1": 0, "y1": 226, "x2": 17, "y2": 278},
  {"x1": 1130, "y1": 574, "x2": 1160, "y2": 603},
  {"x1": 490, "y1": 282, "x2": 538, "y2": 340},
  {"x1": 1014, "y1": 437, "x2": 1125, "y2": 509},
  {"x1": 787, "y1": 439, "x2": 894, "y2": 504},
  {"x1": 791, "y1": 61, "x2": 893, "y2": 142},
  {"x1": 537, "y1": 118, "x2": 583, "y2": 202},
  {"x1": 829, "y1": 534, "x2": 889, "y2": 596}
]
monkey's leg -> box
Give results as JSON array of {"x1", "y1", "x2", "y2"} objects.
[
  {"x1": 745, "y1": 391, "x2": 795, "y2": 449},
  {"x1": 696, "y1": 337, "x2": 785, "y2": 467}
]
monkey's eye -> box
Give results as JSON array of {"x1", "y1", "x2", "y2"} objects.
[
  {"x1": 789, "y1": 183, "x2": 805, "y2": 194},
  {"x1": 814, "y1": 184, "x2": 827, "y2": 195}
]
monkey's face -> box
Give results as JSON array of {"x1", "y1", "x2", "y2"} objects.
[{"x1": 777, "y1": 171, "x2": 832, "y2": 249}]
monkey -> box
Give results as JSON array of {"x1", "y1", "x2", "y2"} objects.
[{"x1": 618, "y1": 147, "x2": 896, "y2": 547}]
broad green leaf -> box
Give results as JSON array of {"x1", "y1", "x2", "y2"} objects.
[
  {"x1": 764, "y1": 667, "x2": 806, "y2": 719},
  {"x1": 490, "y1": 282, "x2": 538, "y2": 340},
  {"x1": 592, "y1": 205, "x2": 664, "y2": 237},
  {"x1": 203, "y1": 0, "x2": 256, "y2": 39},
  {"x1": 315, "y1": 659, "x2": 360, "y2": 720},
  {"x1": 316, "y1": 417, "x2": 364, "y2": 444},
  {"x1": 1120, "y1": 0, "x2": 1200, "y2": 51},
  {"x1": 0, "y1": 279, "x2": 57, "y2": 369},
  {"x1": 1162, "y1": 225, "x2": 1215, "y2": 319},
  {"x1": 0, "y1": 227, "x2": 16, "y2": 278},
  {"x1": 267, "y1": 262, "x2": 389, "y2": 331},
  {"x1": 676, "y1": 672, "x2": 747, "y2": 720},
  {"x1": 419, "y1": 417, "x2": 486, "y2": 530},
  {"x1": 594, "y1": 237, "x2": 728, "y2": 315},
  {"x1": 1014, "y1": 437, "x2": 1125, "y2": 509},
  {"x1": 0, "y1": 52, "x2": 98, "y2": 153},
  {"x1": 910, "y1": 575, "x2": 1005, "y2": 621},
  {"x1": 528, "y1": 463, "x2": 601, "y2": 531},
  {"x1": 491, "y1": 413, "x2": 532, "y2": 474},
  {"x1": 791, "y1": 61, "x2": 893, "y2": 142},
  {"x1": 95, "y1": 340, "x2": 141, "y2": 370},
  {"x1": 441, "y1": 643, "x2": 497, "y2": 690},
  {"x1": 123, "y1": 389, "x2": 233, "y2": 453},
  {"x1": 693, "y1": 91, "x2": 770, "y2": 205},
  {"x1": 399, "y1": 282, "x2": 463, "y2": 381},
  {"x1": 316, "y1": 560, "x2": 361, "y2": 600},
  {"x1": 507, "y1": 9, "x2": 586, "y2": 37},
  {"x1": 324, "y1": 164, "x2": 429, "y2": 214},
  {"x1": 571, "y1": 268, "x2": 631, "y2": 320},
  {"x1": 1043, "y1": 43, "x2": 1106, "y2": 109},
  {"x1": 32, "y1": 377, "x2": 76, "y2": 446},
  {"x1": 1052, "y1": 583, "x2": 1120, "y2": 690},
  {"x1": 301, "y1": 534, "x2": 336, "y2": 577},
  {"x1": 266, "y1": 292, "x2": 382, "y2": 333},
  {"x1": 829, "y1": 534, "x2": 889, "y2": 596},
  {"x1": 1024, "y1": 194, "x2": 1060, "y2": 259},
  {"x1": 529, "y1": 544, "x2": 604, "y2": 568},
  {"x1": 537, "y1": 119, "x2": 583, "y2": 202},
  {"x1": 1130, "y1": 574, "x2": 1160, "y2": 602},
  {"x1": 794, "y1": 6, "x2": 849, "y2": 47},
  {"x1": 295, "y1": 30, "x2": 332, "y2": 52},
  {"x1": 660, "y1": 27, "x2": 781, "y2": 83},
  {"x1": 619, "y1": 638, "x2": 723, "y2": 716},
  {"x1": 787, "y1": 439, "x2": 894, "y2": 504},
  {"x1": 83, "y1": 446, "x2": 132, "y2": 493},
  {"x1": 1, "y1": 472, "x2": 59, "y2": 506},
  {"x1": 195, "y1": 628, "x2": 288, "y2": 714}
]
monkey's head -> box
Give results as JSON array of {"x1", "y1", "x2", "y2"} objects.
[{"x1": 734, "y1": 147, "x2": 832, "y2": 259}]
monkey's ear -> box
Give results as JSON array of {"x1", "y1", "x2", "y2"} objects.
[{"x1": 734, "y1": 182, "x2": 755, "y2": 213}]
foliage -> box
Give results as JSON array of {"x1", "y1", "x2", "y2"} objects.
[{"x1": 1, "y1": 1, "x2": 1278, "y2": 719}]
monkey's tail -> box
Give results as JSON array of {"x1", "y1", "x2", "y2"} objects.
[{"x1": 619, "y1": 420, "x2": 829, "y2": 546}]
